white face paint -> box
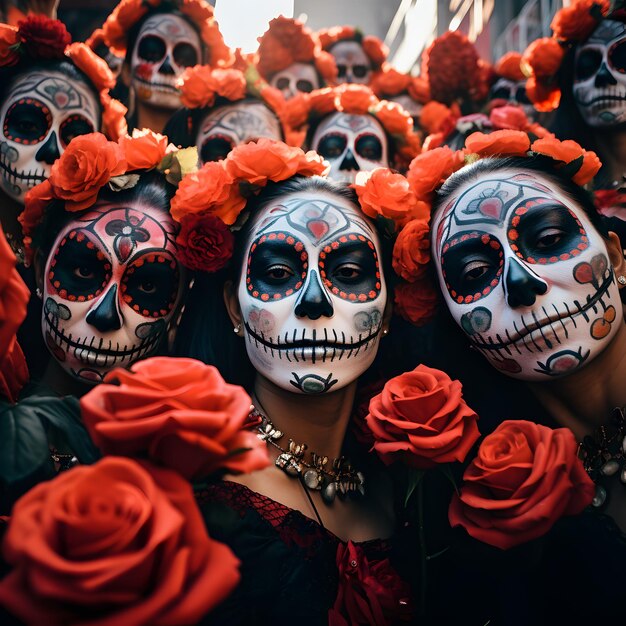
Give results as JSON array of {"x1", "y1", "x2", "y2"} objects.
[
  {"x1": 42, "y1": 202, "x2": 185, "y2": 384},
  {"x1": 431, "y1": 169, "x2": 622, "y2": 381},
  {"x1": 238, "y1": 190, "x2": 387, "y2": 394},
  {"x1": 330, "y1": 40, "x2": 372, "y2": 85},
  {"x1": 573, "y1": 19, "x2": 626, "y2": 127},
  {"x1": 311, "y1": 112, "x2": 388, "y2": 184},
  {"x1": 0, "y1": 71, "x2": 99, "y2": 204},
  {"x1": 130, "y1": 13, "x2": 202, "y2": 110},
  {"x1": 488, "y1": 77, "x2": 536, "y2": 119},
  {"x1": 270, "y1": 61, "x2": 320, "y2": 100},
  {"x1": 196, "y1": 101, "x2": 282, "y2": 163}
]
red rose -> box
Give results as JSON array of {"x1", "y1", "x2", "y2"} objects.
[
  {"x1": 449, "y1": 420, "x2": 595, "y2": 550},
  {"x1": 0, "y1": 25, "x2": 19, "y2": 67},
  {"x1": 366, "y1": 365, "x2": 480, "y2": 469},
  {"x1": 80, "y1": 357, "x2": 269, "y2": 480},
  {"x1": 489, "y1": 105, "x2": 530, "y2": 131},
  {"x1": 0, "y1": 341, "x2": 28, "y2": 404},
  {"x1": 392, "y1": 219, "x2": 431, "y2": 282},
  {"x1": 0, "y1": 457, "x2": 240, "y2": 625},
  {"x1": 393, "y1": 277, "x2": 439, "y2": 326},
  {"x1": 329, "y1": 541, "x2": 412, "y2": 626},
  {"x1": 17, "y1": 16, "x2": 70, "y2": 59},
  {"x1": 176, "y1": 213, "x2": 234, "y2": 273}
]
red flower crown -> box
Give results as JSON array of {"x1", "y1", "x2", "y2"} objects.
[
  {"x1": 256, "y1": 16, "x2": 338, "y2": 85},
  {"x1": 101, "y1": 0, "x2": 232, "y2": 67},
  {"x1": 370, "y1": 64, "x2": 431, "y2": 103},
  {"x1": 521, "y1": 0, "x2": 613, "y2": 111},
  {"x1": 317, "y1": 25, "x2": 388, "y2": 71},
  {"x1": 494, "y1": 51, "x2": 524, "y2": 82},
  {"x1": 176, "y1": 64, "x2": 302, "y2": 146},
  {"x1": 0, "y1": 16, "x2": 127, "y2": 140}
]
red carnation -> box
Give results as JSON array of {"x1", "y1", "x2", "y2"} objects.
[
  {"x1": 17, "y1": 16, "x2": 70, "y2": 60},
  {"x1": 176, "y1": 213, "x2": 234, "y2": 273}
]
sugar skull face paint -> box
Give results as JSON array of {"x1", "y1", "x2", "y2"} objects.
[
  {"x1": 311, "y1": 112, "x2": 388, "y2": 184},
  {"x1": 0, "y1": 71, "x2": 99, "y2": 204},
  {"x1": 573, "y1": 19, "x2": 626, "y2": 127},
  {"x1": 196, "y1": 101, "x2": 282, "y2": 163},
  {"x1": 431, "y1": 169, "x2": 622, "y2": 380},
  {"x1": 238, "y1": 190, "x2": 387, "y2": 394},
  {"x1": 42, "y1": 203, "x2": 185, "y2": 384},
  {"x1": 488, "y1": 78, "x2": 535, "y2": 119},
  {"x1": 270, "y1": 61, "x2": 320, "y2": 100},
  {"x1": 330, "y1": 40, "x2": 372, "y2": 85},
  {"x1": 130, "y1": 14, "x2": 202, "y2": 110}
]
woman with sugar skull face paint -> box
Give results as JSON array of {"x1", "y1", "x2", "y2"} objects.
[
  {"x1": 100, "y1": 0, "x2": 232, "y2": 133},
  {"x1": 172, "y1": 138, "x2": 418, "y2": 624}
]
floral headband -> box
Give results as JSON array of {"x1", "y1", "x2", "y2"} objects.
[
  {"x1": 351, "y1": 127, "x2": 602, "y2": 325},
  {"x1": 493, "y1": 51, "x2": 525, "y2": 82},
  {"x1": 256, "y1": 16, "x2": 338, "y2": 85},
  {"x1": 20, "y1": 129, "x2": 198, "y2": 266},
  {"x1": 317, "y1": 25, "x2": 388, "y2": 71},
  {"x1": 101, "y1": 0, "x2": 232, "y2": 67},
  {"x1": 176, "y1": 65, "x2": 301, "y2": 146},
  {"x1": 0, "y1": 16, "x2": 128, "y2": 140},
  {"x1": 370, "y1": 64, "x2": 431, "y2": 104},
  {"x1": 521, "y1": 0, "x2": 619, "y2": 111},
  {"x1": 283, "y1": 83, "x2": 422, "y2": 168}
]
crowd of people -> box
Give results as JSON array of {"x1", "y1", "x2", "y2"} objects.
[{"x1": 0, "y1": 0, "x2": 623, "y2": 624}]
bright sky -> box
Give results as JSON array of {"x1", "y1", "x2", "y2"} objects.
[{"x1": 214, "y1": 0, "x2": 295, "y2": 53}]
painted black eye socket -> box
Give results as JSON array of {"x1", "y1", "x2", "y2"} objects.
[
  {"x1": 4, "y1": 100, "x2": 51, "y2": 144},
  {"x1": 59, "y1": 114, "x2": 95, "y2": 148},
  {"x1": 576, "y1": 48, "x2": 602, "y2": 81},
  {"x1": 515, "y1": 86, "x2": 531, "y2": 104},
  {"x1": 336, "y1": 64, "x2": 347, "y2": 78},
  {"x1": 200, "y1": 135, "x2": 234, "y2": 163},
  {"x1": 173, "y1": 42, "x2": 198, "y2": 68},
  {"x1": 275, "y1": 76, "x2": 290, "y2": 90},
  {"x1": 296, "y1": 79, "x2": 314, "y2": 93},
  {"x1": 355, "y1": 133, "x2": 383, "y2": 161},
  {"x1": 49, "y1": 234, "x2": 110, "y2": 300},
  {"x1": 317, "y1": 132, "x2": 347, "y2": 159},
  {"x1": 137, "y1": 35, "x2": 165, "y2": 63},
  {"x1": 609, "y1": 39, "x2": 626, "y2": 74},
  {"x1": 122, "y1": 255, "x2": 180, "y2": 318},
  {"x1": 490, "y1": 86, "x2": 510, "y2": 100},
  {"x1": 352, "y1": 64, "x2": 369, "y2": 79}
]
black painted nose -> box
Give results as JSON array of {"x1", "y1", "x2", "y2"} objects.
[
  {"x1": 339, "y1": 148, "x2": 359, "y2": 171},
  {"x1": 595, "y1": 62, "x2": 617, "y2": 88},
  {"x1": 505, "y1": 259, "x2": 548, "y2": 308},
  {"x1": 86, "y1": 285, "x2": 123, "y2": 332},
  {"x1": 159, "y1": 56, "x2": 175, "y2": 75},
  {"x1": 35, "y1": 131, "x2": 60, "y2": 165},
  {"x1": 294, "y1": 270, "x2": 333, "y2": 320}
]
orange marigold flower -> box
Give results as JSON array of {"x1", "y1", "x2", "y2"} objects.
[
  {"x1": 0, "y1": 24, "x2": 19, "y2": 67},
  {"x1": 550, "y1": 0, "x2": 609, "y2": 42},
  {"x1": 392, "y1": 219, "x2": 431, "y2": 282},
  {"x1": 179, "y1": 65, "x2": 217, "y2": 109},
  {"x1": 353, "y1": 169, "x2": 427, "y2": 224},
  {"x1": 102, "y1": 0, "x2": 149, "y2": 56},
  {"x1": 100, "y1": 93, "x2": 128, "y2": 141},
  {"x1": 66, "y1": 42, "x2": 115, "y2": 92},
  {"x1": 309, "y1": 87, "x2": 337, "y2": 115},
  {"x1": 419, "y1": 101, "x2": 456, "y2": 136},
  {"x1": 521, "y1": 38, "x2": 564, "y2": 79},
  {"x1": 171, "y1": 161, "x2": 245, "y2": 226},
  {"x1": 48, "y1": 133, "x2": 127, "y2": 212},
  {"x1": 422, "y1": 132, "x2": 445, "y2": 151},
  {"x1": 373, "y1": 100, "x2": 413, "y2": 136},
  {"x1": 120, "y1": 128, "x2": 169, "y2": 171},
  {"x1": 489, "y1": 105, "x2": 530, "y2": 131},
  {"x1": 282, "y1": 92, "x2": 311, "y2": 129},
  {"x1": 407, "y1": 76, "x2": 430, "y2": 104},
  {"x1": 199, "y1": 19, "x2": 234, "y2": 68},
  {"x1": 318, "y1": 25, "x2": 356, "y2": 51},
  {"x1": 531, "y1": 137, "x2": 601, "y2": 185},
  {"x1": 494, "y1": 52, "x2": 524, "y2": 81},
  {"x1": 314, "y1": 50, "x2": 338, "y2": 84},
  {"x1": 394, "y1": 277, "x2": 438, "y2": 326},
  {"x1": 407, "y1": 146, "x2": 465, "y2": 201},
  {"x1": 21, "y1": 180, "x2": 54, "y2": 256},
  {"x1": 465, "y1": 130, "x2": 531, "y2": 158},
  {"x1": 370, "y1": 64, "x2": 411, "y2": 97},
  {"x1": 525, "y1": 76, "x2": 561, "y2": 112},
  {"x1": 337, "y1": 84, "x2": 377, "y2": 115},
  {"x1": 361, "y1": 35, "x2": 388, "y2": 68}
]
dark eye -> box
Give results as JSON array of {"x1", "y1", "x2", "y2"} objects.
[
  {"x1": 461, "y1": 260, "x2": 491, "y2": 282},
  {"x1": 576, "y1": 48, "x2": 602, "y2": 81},
  {"x1": 59, "y1": 114, "x2": 95, "y2": 147},
  {"x1": 200, "y1": 135, "x2": 234, "y2": 163},
  {"x1": 535, "y1": 228, "x2": 564, "y2": 249},
  {"x1": 609, "y1": 39, "x2": 626, "y2": 74},
  {"x1": 490, "y1": 87, "x2": 510, "y2": 100},
  {"x1": 515, "y1": 86, "x2": 531, "y2": 104},
  {"x1": 137, "y1": 35, "x2": 165, "y2": 63},
  {"x1": 337, "y1": 64, "x2": 347, "y2": 78},
  {"x1": 266, "y1": 265, "x2": 294, "y2": 282},
  {"x1": 296, "y1": 79, "x2": 314, "y2": 93},
  {"x1": 74, "y1": 266, "x2": 95, "y2": 279},
  {"x1": 355, "y1": 133, "x2": 383, "y2": 161},
  {"x1": 138, "y1": 280, "x2": 157, "y2": 294},
  {"x1": 333, "y1": 263, "x2": 361, "y2": 282},
  {"x1": 352, "y1": 64, "x2": 369, "y2": 79},
  {"x1": 173, "y1": 42, "x2": 198, "y2": 68},
  {"x1": 317, "y1": 132, "x2": 347, "y2": 159},
  {"x1": 4, "y1": 99, "x2": 51, "y2": 144},
  {"x1": 276, "y1": 76, "x2": 290, "y2": 90}
]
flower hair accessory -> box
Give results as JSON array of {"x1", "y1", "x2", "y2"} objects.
[
  {"x1": 370, "y1": 64, "x2": 431, "y2": 104},
  {"x1": 0, "y1": 16, "x2": 128, "y2": 140},
  {"x1": 101, "y1": 0, "x2": 232, "y2": 67},
  {"x1": 317, "y1": 25, "x2": 388, "y2": 71},
  {"x1": 521, "y1": 0, "x2": 611, "y2": 111},
  {"x1": 256, "y1": 16, "x2": 338, "y2": 85}
]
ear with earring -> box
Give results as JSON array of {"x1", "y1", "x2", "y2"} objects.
[
  {"x1": 35, "y1": 287, "x2": 42, "y2": 299},
  {"x1": 618, "y1": 276, "x2": 626, "y2": 286},
  {"x1": 233, "y1": 323, "x2": 242, "y2": 335}
]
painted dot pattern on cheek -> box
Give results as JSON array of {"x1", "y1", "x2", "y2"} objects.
[
  {"x1": 441, "y1": 232, "x2": 504, "y2": 304},
  {"x1": 246, "y1": 232, "x2": 308, "y2": 302},
  {"x1": 507, "y1": 200, "x2": 589, "y2": 264},
  {"x1": 4, "y1": 98, "x2": 51, "y2": 144},
  {"x1": 319, "y1": 234, "x2": 382, "y2": 302}
]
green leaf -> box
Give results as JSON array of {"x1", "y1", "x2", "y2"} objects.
[{"x1": 405, "y1": 468, "x2": 425, "y2": 507}]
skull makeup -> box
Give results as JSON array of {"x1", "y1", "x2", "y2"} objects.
[
  {"x1": 42, "y1": 203, "x2": 185, "y2": 384},
  {"x1": 330, "y1": 40, "x2": 372, "y2": 85},
  {"x1": 0, "y1": 71, "x2": 100, "y2": 204},
  {"x1": 573, "y1": 20, "x2": 626, "y2": 127},
  {"x1": 311, "y1": 112, "x2": 388, "y2": 184},
  {"x1": 237, "y1": 190, "x2": 387, "y2": 394},
  {"x1": 130, "y1": 13, "x2": 202, "y2": 110},
  {"x1": 270, "y1": 62, "x2": 320, "y2": 100},
  {"x1": 432, "y1": 169, "x2": 622, "y2": 381},
  {"x1": 488, "y1": 78, "x2": 535, "y2": 119},
  {"x1": 196, "y1": 101, "x2": 282, "y2": 163}
]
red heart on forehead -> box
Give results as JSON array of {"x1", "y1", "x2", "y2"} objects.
[
  {"x1": 477, "y1": 197, "x2": 504, "y2": 220},
  {"x1": 307, "y1": 219, "x2": 329, "y2": 240},
  {"x1": 55, "y1": 92, "x2": 69, "y2": 107}
]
